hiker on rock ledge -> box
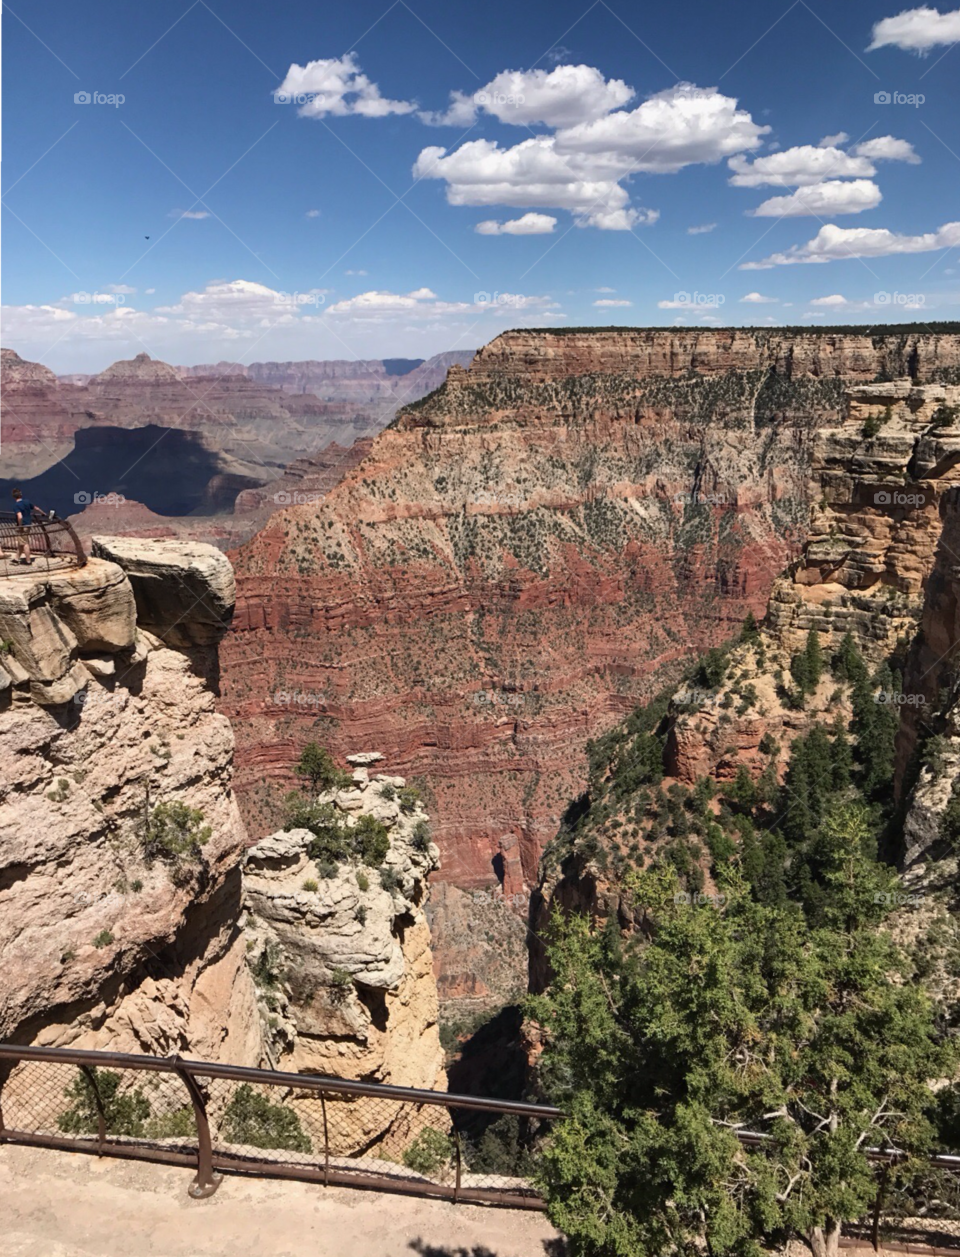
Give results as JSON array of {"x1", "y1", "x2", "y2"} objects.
[{"x1": 11, "y1": 488, "x2": 49, "y2": 565}]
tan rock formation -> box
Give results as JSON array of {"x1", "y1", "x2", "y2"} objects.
[
  {"x1": 0, "y1": 539, "x2": 260, "y2": 1064},
  {"x1": 242, "y1": 761, "x2": 446, "y2": 1103}
]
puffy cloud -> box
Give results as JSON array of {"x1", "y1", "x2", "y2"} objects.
[
  {"x1": 819, "y1": 132, "x2": 850, "y2": 147},
  {"x1": 740, "y1": 292, "x2": 778, "y2": 303},
  {"x1": 418, "y1": 90, "x2": 479, "y2": 128},
  {"x1": 478, "y1": 65, "x2": 633, "y2": 127},
  {"x1": 155, "y1": 279, "x2": 329, "y2": 322},
  {"x1": 107, "y1": 284, "x2": 137, "y2": 294},
  {"x1": 750, "y1": 178, "x2": 882, "y2": 217},
  {"x1": 555, "y1": 84, "x2": 769, "y2": 173},
  {"x1": 687, "y1": 222, "x2": 717, "y2": 234},
  {"x1": 415, "y1": 84, "x2": 763, "y2": 230},
  {"x1": 728, "y1": 145, "x2": 874, "y2": 187},
  {"x1": 593, "y1": 298, "x2": 632, "y2": 307},
  {"x1": 413, "y1": 136, "x2": 650, "y2": 229},
  {"x1": 868, "y1": 5, "x2": 960, "y2": 52},
  {"x1": 742, "y1": 219, "x2": 960, "y2": 267},
  {"x1": 324, "y1": 287, "x2": 559, "y2": 321},
  {"x1": 475, "y1": 212, "x2": 558, "y2": 234},
  {"x1": 852, "y1": 135, "x2": 921, "y2": 163},
  {"x1": 169, "y1": 209, "x2": 210, "y2": 219},
  {"x1": 422, "y1": 64, "x2": 633, "y2": 128},
  {"x1": 810, "y1": 294, "x2": 850, "y2": 305},
  {"x1": 274, "y1": 53, "x2": 415, "y2": 118}
]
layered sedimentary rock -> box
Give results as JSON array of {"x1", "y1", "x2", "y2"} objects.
[
  {"x1": 0, "y1": 540, "x2": 260, "y2": 1060},
  {"x1": 178, "y1": 352, "x2": 474, "y2": 402},
  {"x1": 2, "y1": 349, "x2": 470, "y2": 523},
  {"x1": 242, "y1": 757, "x2": 446, "y2": 1099},
  {"x1": 532, "y1": 376, "x2": 960, "y2": 963},
  {"x1": 662, "y1": 381, "x2": 960, "y2": 794},
  {"x1": 222, "y1": 328, "x2": 960, "y2": 1008}
]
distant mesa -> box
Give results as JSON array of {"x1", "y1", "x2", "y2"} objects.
[{"x1": 93, "y1": 351, "x2": 182, "y2": 384}]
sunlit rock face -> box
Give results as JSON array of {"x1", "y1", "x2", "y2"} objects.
[
  {"x1": 0, "y1": 539, "x2": 260, "y2": 1064},
  {"x1": 221, "y1": 327, "x2": 960, "y2": 1009}
]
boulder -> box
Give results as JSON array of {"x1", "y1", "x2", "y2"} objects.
[{"x1": 91, "y1": 537, "x2": 235, "y2": 647}]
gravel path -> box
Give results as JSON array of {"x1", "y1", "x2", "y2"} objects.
[{"x1": 0, "y1": 1146, "x2": 563, "y2": 1257}]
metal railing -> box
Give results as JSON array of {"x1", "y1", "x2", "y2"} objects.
[
  {"x1": 3, "y1": 1042, "x2": 960, "y2": 1251},
  {"x1": 0, "y1": 1043, "x2": 559, "y2": 1208},
  {"x1": 0, "y1": 513, "x2": 86, "y2": 577}
]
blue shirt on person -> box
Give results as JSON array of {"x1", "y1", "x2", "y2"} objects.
[{"x1": 15, "y1": 499, "x2": 36, "y2": 525}]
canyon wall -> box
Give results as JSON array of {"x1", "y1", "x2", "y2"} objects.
[
  {"x1": 532, "y1": 374, "x2": 960, "y2": 973},
  {"x1": 221, "y1": 327, "x2": 960, "y2": 1012},
  {"x1": 0, "y1": 541, "x2": 448, "y2": 1112},
  {"x1": 1, "y1": 349, "x2": 473, "y2": 528},
  {"x1": 0, "y1": 539, "x2": 260, "y2": 1059}
]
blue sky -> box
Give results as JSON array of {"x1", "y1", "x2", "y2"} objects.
[{"x1": 3, "y1": 0, "x2": 959, "y2": 371}]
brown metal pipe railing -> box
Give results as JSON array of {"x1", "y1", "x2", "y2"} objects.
[
  {"x1": 0, "y1": 1043, "x2": 561, "y2": 1119},
  {"x1": 3, "y1": 1041, "x2": 960, "y2": 1237},
  {"x1": 0, "y1": 1042, "x2": 559, "y2": 1210},
  {"x1": 0, "y1": 513, "x2": 87, "y2": 576}
]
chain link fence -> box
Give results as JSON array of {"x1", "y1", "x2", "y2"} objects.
[{"x1": 0, "y1": 1045, "x2": 558, "y2": 1207}]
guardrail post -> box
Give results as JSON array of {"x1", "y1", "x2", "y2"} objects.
[
  {"x1": 319, "y1": 1092, "x2": 330, "y2": 1187},
  {"x1": 174, "y1": 1061, "x2": 221, "y2": 1199},
  {"x1": 79, "y1": 1065, "x2": 107, "y2": 1156},
  {"x1": 871, "y1": 1162, "x2": 891, "y2": 1252},
  {"x1": 452, "y1": 1124, "x2": 463, "y2": 1203}
]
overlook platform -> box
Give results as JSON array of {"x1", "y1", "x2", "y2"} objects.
[{"x1": 0, "y1": 514, "x2": 86, "y2": 578}]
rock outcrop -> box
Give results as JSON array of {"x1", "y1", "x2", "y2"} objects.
[
  {"x1": 221, "y1": 326, "x2": 960, "y2": 1010},
  {"x1": 531, "y1": 377, "x2": 960, "y2": 958},
  {"x1": 0, "y1": 539, "x2": 260, "y2": 1061},
  {"x1": 242, "y1": 756, "x2": 446, "y2": 1097}
]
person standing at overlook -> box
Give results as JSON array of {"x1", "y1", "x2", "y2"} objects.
[{"x1": 11, "y1": 488, "x2": 48, "y2": 565}]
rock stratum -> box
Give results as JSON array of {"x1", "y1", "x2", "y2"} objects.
[
  {"x1": 0, "y1": 348, "x2": 474, "y2": 535},
  {"x1": 0, "y1": 539, "x2": 259, "y2": 1058},
  {"x1": 532, "y1": 370, "x2": 960, "y2": 978},
  {"x1": 220, "y1": 326, "x2": 960, "y2": 1011},
  {"x1": 0, "y1": 541, "x2": 446, "y2": 1116}
]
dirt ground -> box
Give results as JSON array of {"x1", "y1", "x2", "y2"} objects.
[{"x1": 0, "y1": 1145, "x2": 564, "y2": 1257}]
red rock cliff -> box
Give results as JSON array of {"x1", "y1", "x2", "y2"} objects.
[{"x1": 220, "y1": 326, "x2": 960, "y2": 1008}]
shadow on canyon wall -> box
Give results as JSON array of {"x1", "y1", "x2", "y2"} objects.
[{"x1": 1, "y1": 425, "x2": 262, "y2": 518}]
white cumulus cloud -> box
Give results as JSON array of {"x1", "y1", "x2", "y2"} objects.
[
  {"x1": 728, "y1": 145, "x2": 874, "y2": 187},
  {"x1": 415, "y1": 83, "x2": 764, "y2": 230},
  {"x1": 555, "y1": 83, "x2": 769, "y2": 173},
  {"x1": 742, "y1": 220, "x2": 960, "y2": 267},
  {"x1": 688, "y1": 222, "x2": 717, "y2": 234},
  {"x1": 750, "y1": 178, "x2": 882, "y2": 217},
  {"x1": 868, "y1": 5, "x2": 960, "y2": 51},
  {"x1": 275, "y1": 53, "x2": 416, "y2": 118},
  {"x1": 853, "y1": 135, "x2": 921, "y2": 164},
  {"x1": 475, "y1": 212, "x2": 558, "y2": 235},
  {"x1": 810, "y1": 294, "x2": 850, "y2": 305},
  {"x1": 593, "y1": 298, "x2": 632, "y2": 307},
  {"x1": 740, "y1": 292, "x2": 778, "y2": 303}
]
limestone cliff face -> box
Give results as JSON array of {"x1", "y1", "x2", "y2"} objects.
[
  {"x1": 222, "y1": 327, "x2": 960, "y2": 1010},
  {"x1": 242, "y1": 755, "x2": 445, "y2": 1093},
  {"x1": 896, "y1": 489, "x2": 960, "y2": 866},
  {"x1": 0, "y1": 540, "x2": 260, "y2": 1060},
  {"x1": 532, "y1": 378, "x2": 960, "y2": 958}
]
